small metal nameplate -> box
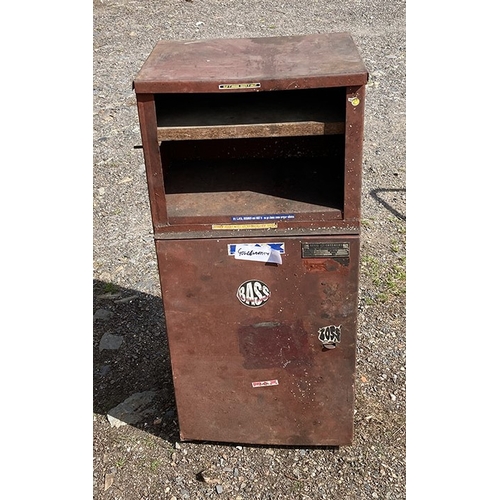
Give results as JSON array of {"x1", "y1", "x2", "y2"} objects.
[
  {"x1": 302, "y1": 242, "x2": 350, "y2": 258},
  {"x1": 219, "y1": 83, "x2": 261, "y2": 90}
]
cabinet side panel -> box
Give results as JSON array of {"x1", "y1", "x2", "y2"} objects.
[
  {"x1": 344, "y1": 85, "x2": 366, "y2": 223},
  {"x1": 136, "y1": 93, "x2": 168, "y2": 228}
]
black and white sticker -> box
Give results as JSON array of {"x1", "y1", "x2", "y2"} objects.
[
  {"x1": 318, "y1": 324, "x2": 342, "y2": 349},
  {"x1": 236, "y1": 280, "x2": 271, "y2": 308}
]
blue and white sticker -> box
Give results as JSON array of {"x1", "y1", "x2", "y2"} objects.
[
  {"x1": 228, "y1": 243, "x2": 284, "y2": 264},
  {"x1": 231, "y1": 214, "x2": 295, "y2": 222},
  {"x1": 237, "y1": 279, "x2": 271, "y2": 307},
  {"x1": 228, "y1": 242, "x2": 284, "y2": 255}
]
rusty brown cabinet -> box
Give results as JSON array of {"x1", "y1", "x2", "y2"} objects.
[{"x1": 134, "y1": 33, "x2": 368, "y2": 446}]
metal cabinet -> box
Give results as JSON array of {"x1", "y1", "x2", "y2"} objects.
[{"x1": 134, "y1": 32, "x2": 368, "y2": 446}]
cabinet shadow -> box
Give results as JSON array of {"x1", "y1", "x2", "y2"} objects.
[
  {"x1": 93, "y1": 279, "x2": 179, "y2": 442},
  {"x1": 370, "y1": 188, "x2": 406, "y2": 221}
]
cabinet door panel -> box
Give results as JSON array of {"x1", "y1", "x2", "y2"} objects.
[{"x1": 156, "y1": 235, "x2": 359, "y2": 446}]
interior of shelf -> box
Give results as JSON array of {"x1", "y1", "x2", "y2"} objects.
[
  {"x1": 160, "y1": 136, "x2": 345, "y2": 221},
  {"x1": 155, "y1": 87, "x2": 346, "y2": 140}
]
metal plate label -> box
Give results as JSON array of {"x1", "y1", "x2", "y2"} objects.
[
  {"x1": 302, "y1": 242, "x2": 350, "y2": 259},
  {"x1": 219, "y1": 82, "x2": 261, "y2": 90}
]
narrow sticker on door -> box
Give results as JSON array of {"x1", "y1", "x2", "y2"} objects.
[
  {"x1": 318, "y1": 324, "x2": 342, "y2": 349},
  {"x1": 252, "y1": 379, "x2": 279, "y2": 388},
  {"x1": 237, "y1": 279, "x2": 271, "y2": 307},
  {"x1": 212, "y1": 223, "x2": 277, "y2": 230},
  {"x1": 231, "y1": 214, "x2": 295, "y2": 221}
]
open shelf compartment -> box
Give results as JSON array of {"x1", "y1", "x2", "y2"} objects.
[
  {"x1": 155, "y1": 87, "x2": 346, "y2": 141},
  {"x1": 160, "y1": 135, "x2": 345, "y2": 224}
]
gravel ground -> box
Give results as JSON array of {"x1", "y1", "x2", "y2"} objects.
[{"x1": 93, "y1": 1, "x2": 406, "y2": 498}]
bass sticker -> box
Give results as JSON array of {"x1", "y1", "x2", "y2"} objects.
[
  {"x1": 237, "y1": 279, "x2": 271, "y2": 308},
  {"x1": 318, "y1": 324, "x2": 342, "y2": 349}
]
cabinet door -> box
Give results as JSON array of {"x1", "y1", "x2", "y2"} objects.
[{"x1": 156, "y1": 235, "x2": 359, "y2": 446}]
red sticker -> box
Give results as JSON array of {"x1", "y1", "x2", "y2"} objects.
[{"x1": 252, "y1": 379, "x2": 279, "y2": 388}]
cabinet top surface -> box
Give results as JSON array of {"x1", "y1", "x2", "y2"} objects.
[{"x1": 133, "y1": 32, "x2": 368, "y2": 93}]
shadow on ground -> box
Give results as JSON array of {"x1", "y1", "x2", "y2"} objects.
[
  {"x1": 93, "y1": 279, "x2": 181, "y2": 443},
  {"x1": 370, "y1": 188, "x2": 406, "y2": 221}
]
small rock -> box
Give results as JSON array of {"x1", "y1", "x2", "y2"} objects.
[
  {"x1": 114, "y1": 294, "x2": 139, "y2": 303},
  {"x1": 198, "y1": 469, "x2": 218, "y2": 484},
  {"x1": 99, "y1": 332, "x2": 123, "y2": 351},
  {"x1": 216, "y1": 485, "x2": 223, "y2": 494},
  {"x1": 104, "y1": 473, "x2": 114, "y2": 491},
  {"x1": 98, "y1": 365, "x2": 111, "y2": 376},
  {"x1": 94, "y1": 309, "x2": 113, "y2": 321},
  {"x1": 107, "y1": 390, "x2": 157, "y2": 427},
  {"x1": 165, "y1": 409, "x2": 176, "y2": 419},
  {"x1": 97, "y1": 292, "x2": 121, "y2": 300}
]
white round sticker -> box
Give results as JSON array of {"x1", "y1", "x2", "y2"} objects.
[{"x1": 236, "y1": 279, "x2": 271, "y2": 308}]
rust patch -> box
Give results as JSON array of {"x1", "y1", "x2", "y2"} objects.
[
  {"x1": 238, "y1": 320, "x2": 312, "y2": 371},
  {"x1": 302, "y1": 258, "x2": 342, "y2": 272}
]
